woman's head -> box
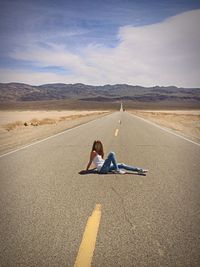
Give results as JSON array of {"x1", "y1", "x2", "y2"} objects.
[{"x1": 92, "y1": 140, "x2": 104, "y2": 157}]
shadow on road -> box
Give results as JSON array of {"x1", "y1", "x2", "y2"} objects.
[
  {"x1": 79, "y1": 169, "x2": 147, "y2": 176},
  {"x1": 79, "y1": 169, "x2": 99, "y2": 175}
]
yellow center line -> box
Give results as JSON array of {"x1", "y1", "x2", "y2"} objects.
[
  {"x1": 74, "y1": 204, "x2": 102, "y2": 267},
  {"x1": 115, "y1": 128, "x2": 119, "y2": 136}
]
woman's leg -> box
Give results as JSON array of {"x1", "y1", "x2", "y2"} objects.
[
  {"x1": 117, "y1": 163, "x2": 142, "y2": 172},
  {"x1": 100, "y1": 152, "x2": 119, "y2": 173}
]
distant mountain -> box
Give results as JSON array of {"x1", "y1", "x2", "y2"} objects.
[{"x1": 0, "y1": 82, "x2": 200, "y2": 104}]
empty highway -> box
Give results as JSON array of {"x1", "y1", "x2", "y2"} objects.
[{"x1": 0, "y1": 111, "x2": 200, "y2": 267}]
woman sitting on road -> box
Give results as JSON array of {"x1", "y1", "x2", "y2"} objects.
[{"x1": 86, "y1": 140, "x2": 148, "y2": 174}]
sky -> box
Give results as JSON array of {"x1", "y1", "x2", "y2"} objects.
[{"x1": 0, "y1": 0, "x2": 200, "y2": 87}]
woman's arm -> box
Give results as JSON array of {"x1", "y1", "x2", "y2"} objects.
[{"x1": 86, "y1": 150, "x2": 97, "y2": 170}]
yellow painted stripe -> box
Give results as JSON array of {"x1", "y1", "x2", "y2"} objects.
[
  {"x1": 115, "y1": 128, "x2": 119, "y2": 136},
  {"x1": 74, "y1": 204, "x2": 102, "y2": 267}
]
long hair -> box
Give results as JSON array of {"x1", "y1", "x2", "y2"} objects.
[{"x1": 92, "y1": 140, "x2": 104, "y2": 158}]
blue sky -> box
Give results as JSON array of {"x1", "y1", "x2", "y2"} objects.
[{"x1": 0, "y1": 0, "x2": 200, "y2": 86}]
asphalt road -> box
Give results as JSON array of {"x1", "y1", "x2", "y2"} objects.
[{"x1": 0, "y1": 111, "x2": 200, "y2": 267}]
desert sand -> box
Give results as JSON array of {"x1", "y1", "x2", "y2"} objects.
[
  {"x1": 0, "y1": 110, "x2": 111, "y2": 155},
  {"x1": 131, "y1": 110, "x2": 200, "y2": 143}
]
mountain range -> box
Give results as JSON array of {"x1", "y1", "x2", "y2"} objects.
[{"x1": 0, "y1": 83, "x2": 200, "y2": 105}]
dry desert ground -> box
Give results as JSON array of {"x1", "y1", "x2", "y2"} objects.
[
  {"x1": 0, "y1": 110, "x2": 111, "y2": 155},
  {"x1": 130, "y1": 110, "x2": 200, "y2": 143}
]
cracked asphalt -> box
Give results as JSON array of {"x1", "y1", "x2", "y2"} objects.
[{"x1": 0, "y1": 111, "x2": 200, "y2": 266}]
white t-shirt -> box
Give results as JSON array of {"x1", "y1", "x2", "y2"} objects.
[{"x1": 93, "y1": 154, "x2": 105, "y2": 171}]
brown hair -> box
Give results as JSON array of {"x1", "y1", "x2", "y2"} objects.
[{"x1": 92, "y1": 140, "x2": 104, "y2": 158}]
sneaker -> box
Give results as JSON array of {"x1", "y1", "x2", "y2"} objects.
[
  {"x1": 138, "y1": 169, "x2": 148, "y2": 175},
  {"x1": 115, "y1": 169, "x2": 126, "y2": 174}
]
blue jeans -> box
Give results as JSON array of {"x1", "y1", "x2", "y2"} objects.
[{"x1": 99, "y1": 152, "x2": 141, "y2": 174}]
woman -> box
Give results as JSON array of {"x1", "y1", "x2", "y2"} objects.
[{"x1": 86, "y1": 140, "x2": 148, "y2": 174}]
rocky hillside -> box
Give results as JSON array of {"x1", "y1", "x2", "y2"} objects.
[{"x1": 0, "y1": 82, "x2": 200, "y2": 104}]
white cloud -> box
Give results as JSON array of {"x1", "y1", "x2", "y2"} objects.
[
  {"x1": 0, "y1": 68, "x2": 96, "y2": 85},
  {"x1": 1, "y1": 9, "x2": 200, "y2": 87}
]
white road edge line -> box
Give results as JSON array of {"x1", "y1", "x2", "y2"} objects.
[
  {"x1": 0, "y1": 112, "x2": 115, "y2": 158},
  {"x1": 130, "y1": 113, "x2": 200, "y2": 147}
]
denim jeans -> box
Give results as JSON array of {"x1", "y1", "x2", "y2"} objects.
[{"x1": 99, "y1": 152, "x2": 141, "y2": 174}]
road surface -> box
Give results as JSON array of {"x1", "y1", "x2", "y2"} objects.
[{"x1": 0, "y1": 111, "x2": 200, "y2": 266}]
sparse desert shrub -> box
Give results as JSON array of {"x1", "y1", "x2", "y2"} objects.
[
  {"x1": 69, "y1": 114, "x2": 85, "y2": 119},
  {"x1": 4, "y1": 121, "x2": 24, "y2": 131},
  {"x1": 30, "y1": 118, "x2": 39, "y2": 126},
  {"x1": 24, "y1": 122, "x2": 28, "y2": 126},
  {"x1": 58, "y1": 116, "x2": 69, "y2": 121},
  {"x1": 30, "y1": 117, "x2": 56, "y2": 126},
  {"x1": 39, "y1": 118, "x2": 56, "y2": 125}
]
